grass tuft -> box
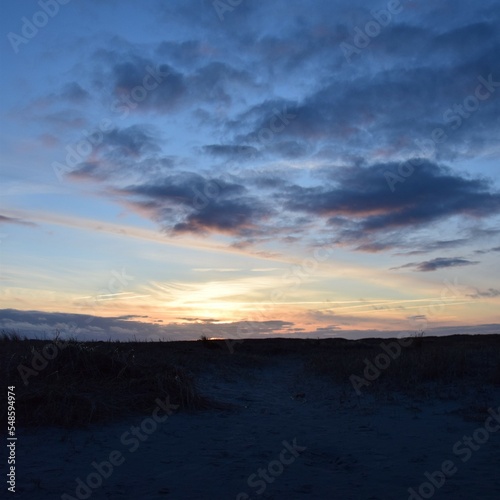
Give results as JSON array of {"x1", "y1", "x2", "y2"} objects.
[
  {"x1": 1, "y1": 339, "x2": 213, "y2": 428},
  {"x1": 0, "y1": 329, "x2": 23, "y2": 342},
  {"x1": 2, "y1": 333, "x2": 499, "y2": 427},
  {"x1": 306, "y1": 334, "x2": 500, "y2": 396}
]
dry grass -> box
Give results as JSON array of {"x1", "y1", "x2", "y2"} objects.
[
  {"x1": 0, "y1": 329, "x2": 23, "y2": 342},
  {"x1": 1, "y1": 336, "x2": 213, "y2": 428},
  {"x1": 1, "y1": 332, "x2": 499, "y2": 427},
  {"x1": 305, "y1": 334, "x2": 500, "y2": 395}
]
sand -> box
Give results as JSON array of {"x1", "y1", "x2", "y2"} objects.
[{"x1": 7, "y1": 355, "x2": 500, "y2": 499}]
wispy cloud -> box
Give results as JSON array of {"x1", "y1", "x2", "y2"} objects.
[
  {"x1": 0, "y1": 215, "x2": 36, "y2": 227},
  {"x1": 467, "y1": 288, "x2": 500, "y2": 298},
  {"x1": 2, "y1": 0, "x2": 500, "y2": 336},
  {"x1": 391, "y1": 257, "x2": 480, "y2": 272}
]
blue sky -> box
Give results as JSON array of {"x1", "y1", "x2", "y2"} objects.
[{"x1": 1, "y1": 0, "x2": 499, "y2": 340}]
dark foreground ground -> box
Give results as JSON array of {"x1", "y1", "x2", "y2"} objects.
[{"x1": 1, "y1": 333, "x2": 500, "y2": 499}]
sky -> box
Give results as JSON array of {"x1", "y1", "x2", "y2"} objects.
[{"x1": 1, "y1": 0, "x2": 499, "y2": 341}]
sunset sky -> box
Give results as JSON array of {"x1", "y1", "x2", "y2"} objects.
[{"x1": 1, "y1": 0, "x2": 499, "y2": 341}]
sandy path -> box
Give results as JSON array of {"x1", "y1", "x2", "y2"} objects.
[{"x1": 11, "y1": 358, "x2": 500, "y2": 499}]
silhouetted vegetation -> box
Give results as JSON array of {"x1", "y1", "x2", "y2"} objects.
[
  {"x1": 1, "y1": 335, "x2": 213, "y2": 428},
  {"x1": 1, "y1": 332, "x2": 499, "y2": 428},
  {"x1": 305, "y1": 334, "x2": 500, "y2": 395}
]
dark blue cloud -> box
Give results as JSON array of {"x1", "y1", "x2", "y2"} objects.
[
  {"x1": 475, "y1": 246, "x2": 500, "y2": 255},
  {"x1": 285, "y1": 161, "x2": 500, "y2": 235},
  {"x1": 101, "y1": 125, "x2": 161, "y2": 156},
  {"x1": 202, "y1": 144, "x2": 259, "y2": 159},
  {"x1": 173, "y1": 198, "x2": 268, "y2": 235},
  {"x1": 59, "y1": 82, "x2": 90, "y2": 103},
  {"x1": 118, "y1": 173, "x2": 272, "y2": 236},
  {"x1": 0, "y1": 309, "x2": 295, "y2": 341},
  {"x1": 391, "y1": 257, "x2": 480, "y2": 272},
  {"x1": 0, "y1": 215, "x2": 36, "y2": 227},
  {"x1": 31, "y1": 0, "x2": 500, "y2": 255},
  {"x1": 468, "y1": 288, "x2": 500, "y2": 298},
  {"x1": 113, "y1": 59, "x2": 187, "y2": 111}
]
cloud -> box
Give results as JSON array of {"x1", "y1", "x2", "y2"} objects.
[
  {"x1": 60, "y1": 82, "x2": 90, "y2": 103},
  {"x1": 192, "y1": 268, "x2": 242, "y2": 272},
  {"x1": 67, "y1": 149, "x2": 500, "y2": 250},
  {"x1": 396, "y1": 239, "x2": 471, "y2": 256},
  {"x1": 192, "y1": 61, "x2": 259, "y2": 103},
  {"x1": 100, "y1": 125, "x2": 161, "y2": 156},
  {"x1": 23, "y1": 1, "x2": 500, "y2": 256},
  {"x1": 34, "y1": 82, "x2": 90, "y2": 111},
  {"x1": 475, "y1": 245, "x2": 500, "y2": 254},
  {"x1": 268, "y1": 140, "x2": 310, "y2": 158},
  {"x1": 121, "y1": 173, "x2": 245, "y2": 205},
  {"x1": 2, "y1": 306, "x2": 500, "y2": 341},
  {"x1": 115, "y1": 314, "x2": 150, "y2": 320},
  {"x1": 285, "y1": 160, "x2": 500, "y2": 250},
  {"x1": 229, "y1": 13, "x2": 500, "y2": 161},
  {"x1": 408, "y1": 315, "x2": 427, "y2": 321},
  {"x1": 288, "y1": 161, "x2": 500, "y2": 223},
  {"x1": 155, "y1": 39, "x2": 215, "y2": 68},
  {"x1": 202, "y1": 144, "x2": 259, "y2": 158},
  {"x1": 391, "y1": 257, "x2": 480, "y2": 272},
  {"x1": 112, "y1": 57, "x2": 187, "y2": 112},
  {"x1": 313, "y1": 325, "x2": 341, "y2": 335},
  {"x1": 41, "y1": 110, "x2": 86, "y2": 129},
  {"x1": 467, "y1": 288, "x2": 500, "y2": 298},
  {"x1": 0, "y1": 215, "x2": 36, "y2": 227},
  {"x1": 118, "y1": 173, "x2": 271, "y2": 236},
  {"x1": 94, "y1": 48, "x2": 260, "y2": 116},
  {"x1": 67, "y1": 125, "x2": 173, "y2": 183},
  {"x1": 172, "y1": 198, "x2": 267, "y2": 235},
  {"x1": 0, "y1": 309, "x2": 294, "y2": 342}
]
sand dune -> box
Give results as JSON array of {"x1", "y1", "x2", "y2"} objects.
[{"x1": 3, "y1": 335, "x2": 500, "y2": 499}]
